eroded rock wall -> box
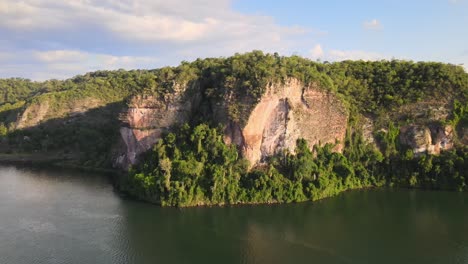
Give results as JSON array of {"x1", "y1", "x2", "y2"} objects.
[
  {"x1": 16, "y1": 100, "x2": 50, "y2": 129},
  {"x1": 461, "y1": 127, "x2": 468, "y2": 145},
  {"x1": 399, "y1": 124, "x2": 454, "y2": 155},
  {"x1": 114, "y1": 78, "x2": 349, "y2": 169},
  {"x1": 114, "y1": 83, "x2": 201, "y2": 169},
  {"x1": 224, "y1": 79, "x2": 348, "y2": 165},
  {"x1": 15, "y1": 97, "x2": 103, "y2": 129}
]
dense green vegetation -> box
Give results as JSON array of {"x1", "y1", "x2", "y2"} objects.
[
  {"x1": 325, "y1": 60, "x2": 467, "y2": 112},
  {"x1": 387, "y1": 147, "x2": 468, "y2": 191},
  {"x1": 122, "y1": 122, "x2": 467, "y2": 206},
  {"x1": 0, "y1": 70, "x2": 161, "y2": 167},
  {"x1": 1, "y1": 51, "x2": 467, "y2": 205},
  {"x1": 2, "y1": 51, "x2": 466, "y2": 130},
  {"x1": 120, "y1": 124, "x2": 376, "y2": 206},
  {"x1": 379, "y1": 99, "x2": 468, "y2": 191},
  {"x1": 117, "y1": 51, "x2": 467, "y2": 206}
]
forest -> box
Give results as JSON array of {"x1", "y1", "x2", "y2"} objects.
[{"x1": 0, "y1": 51, "x2": 467, "y2": 206}]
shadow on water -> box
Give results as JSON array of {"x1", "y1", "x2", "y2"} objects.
[
  {"x1": 119, "y1": 189, "x2": 468, "y2": 264},
  {"x1": 1, "y1": 166, "x2": 467, "y2": 264},
  {"x1": 0, "y1": 101, "x2": 125, "y2": 169}
]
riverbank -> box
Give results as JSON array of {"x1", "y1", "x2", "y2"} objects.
[
  {"x1": 0, "y1": 153, "x2": 118, "y2": 175},
  {"x1": 1, "y1": 152, "x2": 465, "y2": 209}
]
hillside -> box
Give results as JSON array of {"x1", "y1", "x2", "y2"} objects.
[{"x1": 0, "y1": 51, "x2": 467, "y2": 206}]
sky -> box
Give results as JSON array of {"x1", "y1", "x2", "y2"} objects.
[{"x1": 0, "y1": 0, "x2": 467, "y2": 81}]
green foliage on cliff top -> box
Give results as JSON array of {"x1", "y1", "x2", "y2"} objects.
[
  {"x1": 2, "y1": 51, "x2": 466, "y2": 124},
  {"x1": 326, "y1": 60, "x2": 467, "y2": 113},
  {"x1": 0, "y1": 51, "x2": 467, "y2": 171}
]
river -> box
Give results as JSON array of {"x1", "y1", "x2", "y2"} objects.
[{"x1": 0, "y1": 165, "x2": 467, "y2": 264}]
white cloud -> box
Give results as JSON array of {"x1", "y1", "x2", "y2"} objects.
[
  {"x1": 308, "y1": 45, "x2": 391, "y2": 62},
  {"x1": 0, "y1": 0, "x2": 305, "y2": 44},
  {"x1": 0, "y1": 49, "x2": 159, "y2": 80},
  {"x1": 33, "y1": 50, "x2": 88, "y2": 63},
  {"x1": 0, "y1": 0, "x2": 315, "y2": 80},
  {"x1": 33, "y1": 49, "x2": 155, "y2": 68},
  {"x1": 0, "y1": 52, "x2": 13, "y2": 62},
  {"x1": 0, "y1": 1, "x2": 69, "y2": 30},
  {"x1": 328, "y1": 49, "x2": 389, "y2": 61},
  {"x1": 309, "y1": 44, "x2": 324, "y2": 59},
  {"x1": 363, "y1": 19, "x2": 382, "y2": 30}
]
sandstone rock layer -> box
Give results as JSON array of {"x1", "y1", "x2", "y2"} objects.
[
  {"x1": 115, "y1": 79, "x2": 349, "y2": 169},
  {"x1": 115, "y1": 84, "x2": 200, "y2": 169},
  {"x1": 225, "y1": 79, "x2": 348, "y2": 165},
  {"x1": 400, "y1": 124, "x2": 454, "y2": 155}
]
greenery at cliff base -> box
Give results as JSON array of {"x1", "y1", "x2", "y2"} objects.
[
  {"x1": 122, "y1": 123, "x2": 467, "y2": 207},
  {"x1": 0, "y1": 51, "x2": 467, "y2": 204},
  {"x1": 120, "y1": 123, "x2": 373, "y2": 206}
]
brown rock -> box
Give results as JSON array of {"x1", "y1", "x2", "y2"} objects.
[
  {"x1": 114, "y1": 83, "x2": 201, "y2": 169},
  {"x1": 400, "y1": 124, "x2": 454, "y2": 155},
  {"x1": 224, "y1": 78, "x2": 348, "y2": 165},
  {"x1": 115, "y1": 78, "x2": 348, "y2": 169}
]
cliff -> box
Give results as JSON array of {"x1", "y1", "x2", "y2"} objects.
[
  {"x1": 0, "y1": 52, "x2": 466, "y2": 175},
  {"x1": 395, "y1": 102, "x2": 455, "y2": 155},
  {"x1": 400, "y1": 124, "x2": 453, "y2": 155},
  {"x1": 1, "y1": 52, "x2": 467, "y2": 206},
  {"x1": 114, "y1": 82, "x2": 202, "y2": 169},
  {"x1": 223, "y1": 79, "x2": 347, "y2": 165},
  {"x1": 114, "y1": 78, "x2": 348, "y2": 169},
  {"x1": 15, "y1": 97, "x2": 104, "y2": 130}
]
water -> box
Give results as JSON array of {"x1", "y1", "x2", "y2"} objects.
[{"x1": 0, "y1": 166, "x2": 467, "y2": 264}]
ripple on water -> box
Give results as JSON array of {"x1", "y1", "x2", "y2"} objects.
[
  {"x1": 1, "y1": 166, "x2": 468, "y2": 264},
  {"x1": 18, "y1": 218, "x2": 57, "y2": 233},
  {"x1": 67, "y1": 207, "x2": 122, "y2": 220}
]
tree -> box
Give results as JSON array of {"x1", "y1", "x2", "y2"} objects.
[{"x1": 0, "y1": 123, "x2": 7, "y2": 137}]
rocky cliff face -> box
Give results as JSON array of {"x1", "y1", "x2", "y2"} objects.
[
  {"x1": 15, "y1": 97, "x2": 103, "y2": 129},
  {"x1": 114, "y1": 83, "x2": 201, "y2": 169},
  {"x1": 224, "y1": 79, "x2": 348, "y2": 165},
  {"x1": 400, "y1": 124, "x2": 454, "y2": 155},
  {"x1": 11, "y1": 77, "x2": 461, "y2": 170},
  {"x1": 115, "y1": 78, "x2": 348, "y2": 169},
  {"x1": 16, "y1": 100, "x2": 50, "y2": 129},
  {"x1": 461, "y1": 127, "x2": 468, "y2": 145},
  {"x1": 394, "y1": 102, "x2": 455, "y2": 155}
]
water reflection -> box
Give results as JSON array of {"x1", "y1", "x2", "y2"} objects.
[{"x1": 0, "y1": 166, "x2": 467, "y2": 264}]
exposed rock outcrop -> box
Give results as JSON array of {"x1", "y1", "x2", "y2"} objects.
[
  {"x1": 67, "y1": 98, "x2": 102, "y2": 117},
  {"x1": 461, "y1": 127, "x2": 468, "y2": 145},
  {"x1": 361, "y1": 117, "x2": 376, "y2": 145},
  {"x1": 114, "y1": 83, "x2": 201, "y2": 169},
  {"x1": 114, "y1": 78, "x2": 348, "y2": 169},
  {"x1": 16, "y1": 100, "x2": 50, "y2": 129},
  {"x1": 15, "y1": 97, "x2": 103, "y2": 129},
  {"x1": 393, "y1": 101, "x2": 450, "y2": 122},
  {"x1": 400, "y1": 124, "x2": 454, "y2": 155},
  {"x1": 223, "y1": 79, "x2": 348, "y2": 165}
]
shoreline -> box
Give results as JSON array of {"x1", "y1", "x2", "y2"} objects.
[
  {"x1": 1, "y1": 154, "x2": 465, "y2": 208},
  {"x1": 0, "y1": 153, "x2": 119, "y2": 175}
]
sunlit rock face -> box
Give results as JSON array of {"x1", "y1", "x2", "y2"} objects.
[
  {"x1": 223, "y1": 78, "x2": 348, "y2": 166},
  {"x1": 399, "y1": 124, "x2": 454, "y2": 156},
  {"x1": 114, "y1": 78, "x2": 348, "y2": 169},
  {"x1": 114, "y1": 83, "x2": 201, "y2": 169}
]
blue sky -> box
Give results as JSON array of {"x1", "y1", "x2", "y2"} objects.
[{"x1": 0, "y1": 0, "x2": 467, "y2": 80}]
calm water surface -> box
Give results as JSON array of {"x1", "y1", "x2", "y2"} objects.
[{"x1": 0, "y1": 165, "x2": 467, "y2": 264}]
